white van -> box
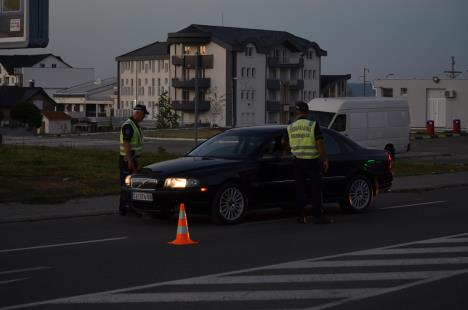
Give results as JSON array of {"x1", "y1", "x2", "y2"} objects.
[{"x1": 307, "y1": 97, "x2": 410, "y2": 156}]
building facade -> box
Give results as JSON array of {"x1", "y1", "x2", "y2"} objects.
[
  {"x1": 0, "y1": 54, "x2": 94, "y2": 97},
  {"x1": 374, "y1": 78, "x2": 468, "y2": 130},
  {"x1": 116, "y1": 25, "x2": 327, "y2": 127},
  {"x1": 116, "y1": 42, "x2": 170, "y2": 120}
]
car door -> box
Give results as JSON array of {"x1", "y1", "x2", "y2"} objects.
[
  {"x1": 322, "y1": 130, "x2": 355, "y2": 200},
  {"x1": 254, "y1": 131, "x2": 295, "y2": 207}
]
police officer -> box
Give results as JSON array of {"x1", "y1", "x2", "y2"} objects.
[
  {"x1": 287, "y1": 101, "x2": 333, "y2": 224},
  {"x1": 119, "y1": 104, "x2": 149, "y2": 215}
]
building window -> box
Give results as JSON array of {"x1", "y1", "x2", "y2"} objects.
[
  {"x1": 382, "y1": 88, "x2": 393, "y2": 97},
  {"x1": 145, "y1": 78, "x2": 148, "y2": 85},
  {"x1": 252, "y1": 68, "x2": 256, "y2": 78},
  {"x1": 252, "y1": 90, "x2": 255, "y2": 100},
  {"x1": 52, "y1": 64, "x2": 57, "y2": 68},
  {"x1": 241, "y1": 67, "x2": 245, "y2": 77},
  {"x1": 165, "y1": 78, "x2": 168, "y2": 84},
  {"x1": 312, "y1": 91, "x2": 316, "y2": 98},
  {"x1": 245, "y1": 47, "x2": 253, "y2": 56},
  {"x1": 240, "y1": 90, "x2": 244, "y2": 100},
  {"x1": 182, "y1": 89, "x2": 189, "y2": 100},
  {"x1": 39, "y1": 63, "x2": 45, "y2": 68},
  {"x1": 200, "y1": 45, "x2": 207, "y2": 54},
  {"x1": 165, "y1": 63, "x2": 169, "y2": 72},
  {"x1": 247, "y1": 68, "x2": 251, "y2": 77},
  {"x1": 400, "y1": 88, "x2": 408, "y2": 96},
  {"x1": 313, "y1": 70, "x2": 316, "y2": 80}
]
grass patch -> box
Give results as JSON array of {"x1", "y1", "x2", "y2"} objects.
[
  {"x1": 146, "y1": 128, "x2": 224, "y2": 139},
  {"x1": 392, "y1": 159, "x2": 468, "y2": 176},
  {"x1": 0, "y1": 145, "x2": 177, "y2": 204}
]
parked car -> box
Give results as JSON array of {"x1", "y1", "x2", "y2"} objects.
[
  {"x1": 122, "y1": 126, "x2": 393, "y2": 224},
  {"x1": 307, "y1": 97, "x2": 410, "y2": 158}
]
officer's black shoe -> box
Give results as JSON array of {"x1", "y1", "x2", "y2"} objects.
[{"x1": 314, "y1": 216, "x2": 334, "y2": 224}]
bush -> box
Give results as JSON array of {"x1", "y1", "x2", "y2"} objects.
[{"x1": 10, "y1": 102, "x2": 43, "y2": 128}]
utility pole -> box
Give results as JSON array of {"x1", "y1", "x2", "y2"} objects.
[
  {"x1": 362, "y1": 67, "x2": 369, "y2": 96},
  {"x1": 194, "y1": 51, "x2": 200, "y2": 146},
  {"x1": 444, "y1": 56, "x2": 461, "y2": 79}
]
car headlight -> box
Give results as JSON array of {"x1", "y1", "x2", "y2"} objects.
[
  {"x1": 125, "y1": 175, "x2": 132, "y2": 187},
  {"x1": 164, "y1": 178, "x2": 199, "y2": 189}
]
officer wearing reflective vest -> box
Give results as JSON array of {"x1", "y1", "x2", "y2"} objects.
[
  {"x1": 286, "y1": 101, "x2": 333, "y2": 224},
  {"x1": 119, "y1": 104, "x2": 149, "y2": 215}
]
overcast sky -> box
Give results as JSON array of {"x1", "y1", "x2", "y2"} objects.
[{"x1": 2, "y1": 0, "x2": 468, "y2": 82}]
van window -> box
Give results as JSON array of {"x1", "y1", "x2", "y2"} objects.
[
  {"x1": 331, "y1": 114, "x2": 346, "y2": 132},
  {"x1": 308, "y1": 111, "x2": 335, "y2": 127},
  {"x1": 368, "y1": 112, "x2": 388, "y2": 128},
  {"x1": 350, "y1": 113, "x2": 367, "y2": 129}
]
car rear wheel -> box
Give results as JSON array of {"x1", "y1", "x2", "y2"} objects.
[
  {"x1": 340, "y1": 175, "x2": 373, "y2": 213},
  {"x1": 211, "y1": 182, "x2": 247, "y2": 224}
]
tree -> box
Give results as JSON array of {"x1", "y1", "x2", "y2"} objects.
[
  {"x1": 206, "y1": 87, "x2": 225, "y2": 128},
  {"x1": 10, "y1": 102, "x2": 43, "y2": 129},
  {"x1": 155, "y1": 91, "x2": 178, "y2": 129}
]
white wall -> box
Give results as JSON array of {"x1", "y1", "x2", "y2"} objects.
[
  {"x1": 236, "y1": 44, "x2": 266, "y2": 127},
  {"x1": 374, "y1": 79, "x2": 468, "y2": 130}
]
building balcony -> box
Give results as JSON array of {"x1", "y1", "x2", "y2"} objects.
[
  {"x1": 266, "y1": 79, "x2": 280, "y2": 90},
  {"x1": 289, "y1": 79, "x2": 304, "y2": 90},
  {"x1": 171, "y1": 54, "x2": 214, "y2": 69},
  {"x1": 266, "y1": 101, "x2": 281, "y2": 112},
  {"x1": 172, "y1": 78, "x2": 211, "y2": 89},
  {"x1": 171, "y1": 100, "x2": 210, "y2": 112},
  {"x1": 267, "y1": 57, "x2": 304, "y2": 68}
]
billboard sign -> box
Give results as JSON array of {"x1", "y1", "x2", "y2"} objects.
[{"x1": 0, "y1": 0, "x2": 48, "y2": 49}]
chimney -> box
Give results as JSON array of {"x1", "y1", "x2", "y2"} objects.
[{"x1": 29, "y1": 79, "x2": 35, "y2": 87}]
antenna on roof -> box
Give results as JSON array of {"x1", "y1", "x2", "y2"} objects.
[
  {"x1": 444, "y1": 56, "x2": 461, "y2": 79},
  {"x1": 221, "y1": 12, "x2": 224, "y2": 26}
]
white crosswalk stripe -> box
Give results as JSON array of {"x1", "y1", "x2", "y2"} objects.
[{"x1": 3, "y1": 232, "x2": 468, "y2": 310}]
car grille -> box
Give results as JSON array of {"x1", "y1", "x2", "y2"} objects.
[{"x1": 131, "y1": 177, "x2": 159, "y2": 190}]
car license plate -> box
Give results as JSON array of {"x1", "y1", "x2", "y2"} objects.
[{"x1": 132, "y1": 192, "x2": 153, "y2": 202}]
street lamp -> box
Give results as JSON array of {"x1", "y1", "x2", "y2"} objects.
[{"x1": 232, "y1": 77, "x2": 238, "y2": 127}]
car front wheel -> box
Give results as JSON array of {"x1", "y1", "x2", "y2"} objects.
[
  {"x1": 211, "y1": 182, "x2": 247, "y2": 224},
  {"x1": 340, "y1": 175, "x2": 373, "y2": 213}
]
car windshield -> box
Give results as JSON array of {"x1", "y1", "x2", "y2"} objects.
[
  {"x1": 187, "y1": 131, "x2": 269, "y2": 159},
  {"x1": 308, "y1": 111, "x2": 335, "y2": 127}
]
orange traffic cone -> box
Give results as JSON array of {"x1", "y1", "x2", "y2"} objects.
[{"x1": 168, "y1": 203, "x2": 198, "y2": 245}]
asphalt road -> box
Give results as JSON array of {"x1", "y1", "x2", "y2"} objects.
[{"x1": 1, "y1": 186, "x2": 468, "y2": 309}]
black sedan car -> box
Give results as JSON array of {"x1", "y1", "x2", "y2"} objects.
[{"x1": 123, "y1": 126, "x2": 392, "y2": 224}]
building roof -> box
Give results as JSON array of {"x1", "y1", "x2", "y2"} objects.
[
  {"x1": 168, "y1": 24, "x2": 327, "y2": 56},
  {"x1": 54, "y1": 77, "x2": 117, "y2": 100},
  {"x1": 0, "y1": 54, "x2": 70, "y2": 74},
  {"x1": 321, "y1": 74, "x2": 352, "y2": 93},
  {"x1": 42, "y1": 111, "x2": 71, "y2": 121},
  {"x1": 116, "y1": 42, "x2": 169, "y2": 61},
  {"x1": 0, "y1": 86, "x2": 55, "y2": 108}
]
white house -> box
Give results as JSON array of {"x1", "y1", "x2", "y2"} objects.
[{"x1": 374, "y1": 78, "x2": 468, "y2": 131}]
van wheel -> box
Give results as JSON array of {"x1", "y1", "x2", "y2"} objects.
[
  {"x1": 340, "y1": 175, "x2": 373, "y2": 213},
  {"x1": 385, "y1": 144, "x2": 395, "y2": 159}
]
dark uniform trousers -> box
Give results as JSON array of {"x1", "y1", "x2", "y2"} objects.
[
  {"x1": 293, "y1": 157, "x2": 323, "y2": 218},
  {"x1": 119, "y1": 155, "x2": 139, "y2": 211}
]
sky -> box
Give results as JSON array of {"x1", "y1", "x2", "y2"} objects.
[{"x1": 1, "y1": 0, "x2": 468, "y2": 82}]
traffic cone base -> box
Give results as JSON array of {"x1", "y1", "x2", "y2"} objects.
[{"x1": 168, "y1": 203, "x2": 198, "y2": 245}]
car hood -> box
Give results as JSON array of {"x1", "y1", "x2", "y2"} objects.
[{"x1": 143, "y1": 156, "x2": 244, "y2": 177}]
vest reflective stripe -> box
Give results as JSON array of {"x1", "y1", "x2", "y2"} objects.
[
  {"x1": 119, "y1": 119, "x2": 143, "y2": 156},
  {"x1": 287, "y1": 119, "x2": 319, "y2": 159}
]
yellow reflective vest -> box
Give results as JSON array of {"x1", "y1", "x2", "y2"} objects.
[
  {"x1": 119, "y1": 118, "x2": 143, "y2": 157},
  {"x1": 287, "y1": 118, "x2": 319, "y2": 159}
]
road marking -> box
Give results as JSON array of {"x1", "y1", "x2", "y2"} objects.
[
  {"x1": 353, "y1": 246, "x2": 468, "y2": 255},
  {"x1": 0, "y1": 237, "x2": 127, "y2": 254},
  {"x1": 380, "y1": 200, "x2": 446, "y2": 210},
  {"x1": 175, "y1": 271, "x2": 449, "y2": 285},
  {"x1": 55, "y1": 289, "x2": 377, "y2": 303},
  {"x1": 273, "y1": 257, "x2": 468, "y2": 268},
  {"x1": 2, "y1": 232, "x2": 468, "y2": 310},
  {"x1": 0, "y1": 278, "x2": 28, "y2": 285},
  {"x1": 0, "y1": 267, "x2": 50, "y2": 275}
]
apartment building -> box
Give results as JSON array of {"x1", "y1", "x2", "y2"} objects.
[
  {"x1": 0, "y1": 54, "x2": 94, "y2": 97},
  {"x1": 116, "y1": 42, "x2": 170, "y2": 119},
  {"x1": 116, "y1": 24, "x2": 327, "y2": 127}
]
